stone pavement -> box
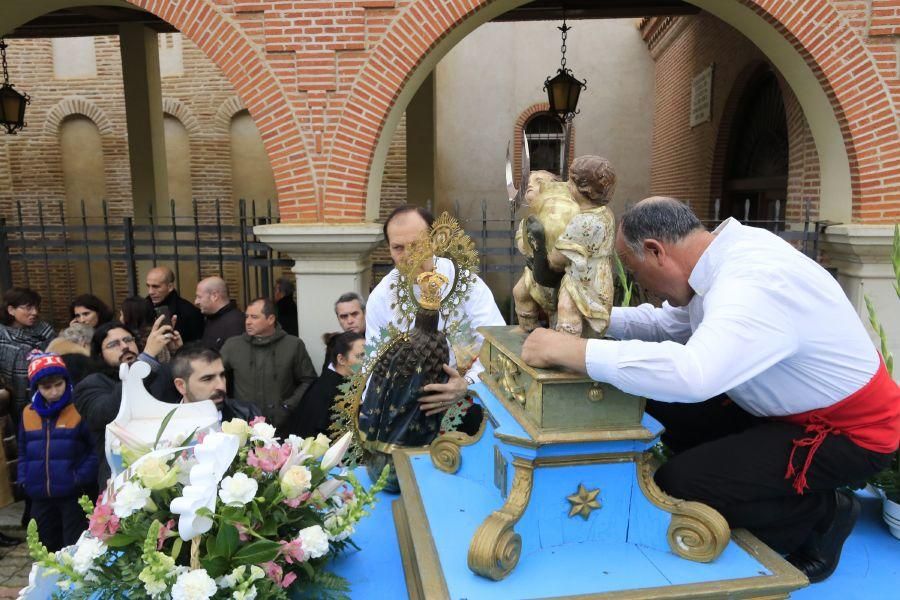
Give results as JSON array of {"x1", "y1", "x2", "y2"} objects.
[{"x1": 0, "y1": 501, "x2": 31, "y2": 598}]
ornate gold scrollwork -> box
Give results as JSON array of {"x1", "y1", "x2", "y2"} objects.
[
  {"x1": 468, "y1": 457, "x2": 534, "y2": 580},
  {"x1": 492, "y1": 354, "x2": 527, "y2": 405},
  {"x1": 635, "y1": 453, "x2": 730, "y2": 563},
  {"x1": 588, "y1": 383, "x2": 604, "y2": 403},
  {"x1": 429, "y1": 416, "x2": 487, "y2": 475}
]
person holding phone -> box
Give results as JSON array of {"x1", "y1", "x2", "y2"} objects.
[{"x1": 144, "y1": 266, "x2": 204, "y2": 344}]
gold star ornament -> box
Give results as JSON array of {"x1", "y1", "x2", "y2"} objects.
[{"x1": 567, "y1": 484, "x2": 601, "y2": 519}]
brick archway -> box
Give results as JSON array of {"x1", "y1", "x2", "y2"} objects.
[
  {"x1": 338, "y1": 0, "x2": 897, "y2": 224},
  {"x1": 119, "y1": 0, "x2": 317, "y2": 220}
]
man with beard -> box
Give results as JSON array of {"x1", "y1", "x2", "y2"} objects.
[
  {"x1": 74, "y1": 316, "x2": 182, "y2": 486},
  {"x1": 171, "y1": 344, "x2": 260, "y2": 423}
]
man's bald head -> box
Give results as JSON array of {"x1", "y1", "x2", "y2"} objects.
[
  {"x1": 618, "y1": 196, "x2": 704, "y2": 259},
  {"x1": 146, "y1": 266, "x2": 176, "y2": 305},
  {"x1": 195, "y1": 277, "x2": 231, "y2": 315}
]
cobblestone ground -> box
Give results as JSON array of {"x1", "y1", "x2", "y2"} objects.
[{"x1": 0, "y1": 502, "x2": 32, "y2": 597}]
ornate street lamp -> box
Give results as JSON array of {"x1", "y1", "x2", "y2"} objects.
[
  {"x1": 543, "y1": 17, "x2": 586, "y2": 124},
  {"x1": 0, "y1": 39, "x2": 30, "y2": 135}
]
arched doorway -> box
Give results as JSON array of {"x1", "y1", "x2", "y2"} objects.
[{"x1": 719, "y1": 67, "x2": 789, "y2": 229}]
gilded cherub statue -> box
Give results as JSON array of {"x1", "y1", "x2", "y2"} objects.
[
  {"x1": 512, "y1": 171, "x2": 580, "y2": 331},
  {"x1": 511, "y1": 155, "x2": 617, "y2": 338}
]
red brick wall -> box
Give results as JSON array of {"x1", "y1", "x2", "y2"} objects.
[
  {"x1": 646, "y1": 13, "x2": 823, "y2": 226},
  {"x1": 5, "y1": 0, "x2": 900, "y2": 227}
]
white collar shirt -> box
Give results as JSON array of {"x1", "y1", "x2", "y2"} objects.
[
  {"x1": 587, "y1": 218, "x2": 879, "y2": 416},
  {"x1": 365, "y1": 256, "x2": 506, "y2": 381}
]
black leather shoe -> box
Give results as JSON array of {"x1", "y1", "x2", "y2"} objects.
[
  {"x1": 787, "y1": 489, "x2": 860, "y2": 583},
  {"x1": 0, "y1": 532, "x2": 22, "y2": 547}
]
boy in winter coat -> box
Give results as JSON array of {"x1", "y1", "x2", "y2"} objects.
[{"x1": 18, "y1": 352, "x2": 97, "y2": 551}]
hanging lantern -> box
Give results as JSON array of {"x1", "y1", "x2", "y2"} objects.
[
  {"x1": 0, "y1": 39, "x2": 30, "y2": 135},
  {"x1": 543, "y1": 18, "x2": 586, "y2": 123}
]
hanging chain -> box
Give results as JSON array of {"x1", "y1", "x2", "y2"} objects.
[
  {"x1": 0, "y1": 39, "x2": 10, "y2": 85},
  {"x1": 558, "y1": 18, "x2": 570, "y2": 71}
]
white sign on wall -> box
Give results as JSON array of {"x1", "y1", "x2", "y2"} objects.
[{"x1": 690, "y1": 64, "x2": 714, "y2": 127}]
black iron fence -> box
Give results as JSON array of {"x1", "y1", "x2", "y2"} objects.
[{"x1": 0, "y1": 198, "x2": 292, "y2": 324}]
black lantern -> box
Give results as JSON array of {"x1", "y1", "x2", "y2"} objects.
[
  {"x1": 543, "y1": 19, "x2": 586, "y2": 123},
  {"x1": 0, "y1": 40, "x2": 30, "y2": 135}
]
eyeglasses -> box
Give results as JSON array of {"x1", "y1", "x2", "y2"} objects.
[
  {"x1": 13, "y1": 304, "x2": 38, "y2": 313},
  {"x1": 104, "y1": 336, "x2": 135, "y2": 350}
]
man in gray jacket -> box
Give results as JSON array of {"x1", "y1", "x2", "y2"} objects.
[{"x1": 220, "y1": 298, "x2": 316, "y2": 431}]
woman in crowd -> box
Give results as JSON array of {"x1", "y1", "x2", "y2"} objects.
[
  {"x1": 47, "y1": 323, "x2": 95, "y2": 385},
  {"x1": 68, "y1": 294, "x2": 113, "y2": 329},
  {"x1": 286, "y1": 331, "x2": 365, "y2": 438},
  {"x1": 0, "y1": 288, "x2": 56, "y2": 420}
]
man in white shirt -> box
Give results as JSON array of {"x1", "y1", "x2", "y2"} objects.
[
  {"x1": 366, "y1": 206, "x2": 505, "y2": 418},
  {"x1": 522, "y1": 197, "x2": 899, "y2": 583}
]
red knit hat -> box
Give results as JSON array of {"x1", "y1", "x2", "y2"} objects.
[{"x1": 27, "y1": 351, "x2": 69, "y2": 386}]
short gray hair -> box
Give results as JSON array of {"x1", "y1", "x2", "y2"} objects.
[
  {"x1": 334, "y1": 292, "x2": 365, "y2": 313},
  {"x1": 619, "y1": 197, "x2": 704, "y2": 258},
  {"x1": 59, "y1": 323, "x2": 94, "y2": 347}
]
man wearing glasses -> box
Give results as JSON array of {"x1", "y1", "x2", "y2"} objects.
[
  {"x1": 74, "y1": 315, "x2": 182, "y2": 486},
  {"x1": 0, "y1": 287, "x2": 56, "y2": 420}
]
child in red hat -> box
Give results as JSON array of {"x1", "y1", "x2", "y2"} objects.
[{"x1": 18, "y1": 351, "x2": 97, "y2": 551}]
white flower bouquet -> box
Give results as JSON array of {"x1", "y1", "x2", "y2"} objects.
[{"x1": 25, "y1": 416, "x2": 388, "y2": 599}]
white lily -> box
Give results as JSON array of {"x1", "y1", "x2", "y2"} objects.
[
  {"x1": 319, "y1": 431, "x2": 352, "y2": 472},
  {"x1": 170, "y1": 432, "x2": 240, "y2": 540},
  {"x1": 314, "y1": 476, "x2": 344, "y2": 501}
]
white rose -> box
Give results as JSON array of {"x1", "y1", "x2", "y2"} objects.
[
  {"x1": 298, "y1": 525, "x2": 330, "y2": 559},
  {"x1": 285, "y1": 434, "x2": 305, "y2": 450},
  {"x1": 250, "y1": 422, "x2": 278, "y2": 445},
  {"x1": 301, "y1": 433, "x2": 331, "y2": 459},
  {"x1": 70, "y1": 538, "x2": 106, "y2": 575},
  {"x1": 171, "y1": 569, "x2": 217, "y2": 600},
  {"x1": 111, "y1": 481, "x2": 151, "y2": 518},
  {"x1": 221, "y1": 419, "x2": 252, "y2": 445},
  {"x1": 218, "y1": 473, "x2": 259, "y2": 506},
  {"x1": 280, "y1": 465, "x2": 312, "y2": 499}
]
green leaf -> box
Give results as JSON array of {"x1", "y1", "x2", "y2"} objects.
[
  {"x1": 232, "y1": 539, "x2": 281, "y2": 565},
  {"x1": 200, "y1": 555, "x2": 230, "y2": 579},
  {"x1": 153, "y1": 407, "x2": 180, "y2": 450},
  {"x1": 104, "y1": 533, "x2": 140, "y2": 548},
  {"x1": 215, "y1": 523, "x2": 240, "y2": 559}
]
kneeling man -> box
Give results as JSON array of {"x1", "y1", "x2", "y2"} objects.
[{"x1": 522, "y1": 197, "x2": 899, "y2": 583}]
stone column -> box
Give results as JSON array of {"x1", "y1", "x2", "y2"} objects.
[
  {"x1": 253, "y1": 223, "x2": 384, "y2": 370},
  {"x1": 119, "y1": 23, "x2": 168, "y2": 219},
  {"x1": 823, "y1": 224, "x2": 899, "y2": 380}
]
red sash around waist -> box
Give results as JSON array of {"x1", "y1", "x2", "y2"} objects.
[{"x1": 777, "y1": 357, "x2": 900, "y2": 494}]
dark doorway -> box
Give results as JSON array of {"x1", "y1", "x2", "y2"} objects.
[{"x1": 720, "y1": 67, "x2": 789, "y2": 230}]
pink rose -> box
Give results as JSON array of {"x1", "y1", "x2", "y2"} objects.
[
  {"x1": 249, "y1": 416, "x2": 267, "y2": 426},
  {"x1": 248, "y1": 444, "x2": 291, "y2": 473},
  {"x1": 279, "y1": 538, "x2": 306, "y2": 564},
  {"x1": 88, "y1": 502, "x2": 120, "y2": 540}
]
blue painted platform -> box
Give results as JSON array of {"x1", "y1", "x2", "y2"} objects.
[{"x1": 331, "y1": 471, "x2": 900, "y2": 599}]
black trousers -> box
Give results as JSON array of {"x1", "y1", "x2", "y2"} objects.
[
  {"x1": 31, "y1": 496, "x2": 86, "y2": 552},
  {"x1": 647, "y1": 396, "x2": 892, "y2": 554}
]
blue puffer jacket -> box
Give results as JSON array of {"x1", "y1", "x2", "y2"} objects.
[{"x1": 18, "y1": 403, "x2": 98, "y2": 499}]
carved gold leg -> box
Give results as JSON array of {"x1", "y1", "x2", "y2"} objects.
[
  {"x1": 636, "y1": 453, "x2": 731, "y2": 563},
  {"x1": 467, "y1": 457, "x2": 534, "y2": 580},
  {"x1": 429, "y1": 416, "x2": 488, "y2": 475}
]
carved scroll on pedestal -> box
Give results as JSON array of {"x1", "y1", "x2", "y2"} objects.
[
  {"x1": 636, "y1": 454, "x2": 730, "y2": 563},
  {"x1": 467, "y1": 457, "x2": 534, "y2": 580}
]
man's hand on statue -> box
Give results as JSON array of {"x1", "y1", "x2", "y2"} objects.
[
  {"x1": 144, "y1": 314, "x2": 175, "y2": 358},
  {"x1": 419, "y1": 364, "x2": 468, "y2": 416},
  {"x1": 521, "y1": 328, "x2": 589, "y2": 375}
]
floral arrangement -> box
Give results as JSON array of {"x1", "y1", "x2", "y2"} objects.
[{"x1": 25, "y1": 416, "x2": 388, "y2": 599}]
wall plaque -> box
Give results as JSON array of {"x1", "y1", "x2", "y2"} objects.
[{"x1": 690, "y1": 64, "x2": 714, "y2": 127}]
